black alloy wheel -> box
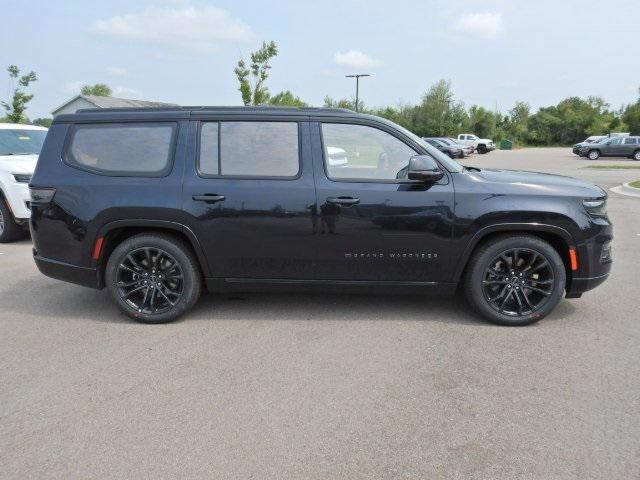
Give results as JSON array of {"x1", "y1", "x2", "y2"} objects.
[
  {"x1": 106, "y1": 234, "x2": 202, "y2": 323},
  {"x1": 464, "y1": 235, "x2": 566, "y2": 326}
]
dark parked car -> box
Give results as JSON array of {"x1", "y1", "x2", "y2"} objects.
[
  {"x1": 578, "y1": 136, "x2": 640, "y2": 160},
  {"x1": 30, "y1": 107, "x2": 612, "y2": 326},
  {"x1": 436, "y1": 137, "x2": 474, "y2": 156},
  {"x1": 423, "y1": 137, "x2": 464, "y2": 158}
]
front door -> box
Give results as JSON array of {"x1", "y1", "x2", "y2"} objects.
[
  {"x1": 309, "y1": 121, "x2": 455, "y2": 282},
  {"x1": 182, "y1": 119, "x2": 317, "y2": 279}
]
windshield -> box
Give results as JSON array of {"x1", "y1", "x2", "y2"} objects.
[
  {"x1": 0, "y1": 129, "x2": 47, "y2": 155},
  {"x1": 396, "y1": 125, "x2": 464, "y2": 173}
]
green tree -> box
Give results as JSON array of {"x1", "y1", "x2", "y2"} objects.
[
  {"x1": 32, "y1": 117, "x2": 53, "y2": 128},
  {"x1": 234, "y1": 41, "x2": 279, "y2": 105},
  {"x1": 268, "y1": 90, "x2": 308, "y2": 107},
  {"x1": 622, "y1": 88, "x2": 640, "y2": 134},
  {"x1": 81, "y1": 83, "x2": 112, "y2": 96},
  {"x1": 323, "y1": 95, "x2": 364, "y2": 112},
  {"x1": 2, "y1": 65, "x2": 38, "y2": 123},
  {"x1": 413, "y1": 80, "x2": 467, "y2": 137}
]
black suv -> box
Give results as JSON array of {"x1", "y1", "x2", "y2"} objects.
[{"x1": 30, "y1": 107, "x2": 613, "y2": 326}]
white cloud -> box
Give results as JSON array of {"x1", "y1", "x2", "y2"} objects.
[
  {"x1": 333, "y1": 50, "x2": 381, "y2": 70},
  {"x1": 455, "y1": 13, "x2": 503, "y2": 40},
  {"x1": 106, "y1": 66, "x2": 128, "y2": 76},
  {"x1": 91, "y1": 4, "x2": 254, "y2": 53}
]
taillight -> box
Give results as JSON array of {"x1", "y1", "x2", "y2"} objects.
[{"x1": 29, "y1": 187, "x2": 56, "y2": 204}]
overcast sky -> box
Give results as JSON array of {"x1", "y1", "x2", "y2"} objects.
[{"x1": 2, "y1": 0, "x2": 639, "y2": 119}]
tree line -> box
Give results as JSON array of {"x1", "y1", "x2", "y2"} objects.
[{"x1": 4, "y1": 40, "x2": 640, "y2": 145}]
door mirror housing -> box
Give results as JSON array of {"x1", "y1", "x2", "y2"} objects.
[{"x1": 407, "y1": 155, "x2": 444, "y2": 183}]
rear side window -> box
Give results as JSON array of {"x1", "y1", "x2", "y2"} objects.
[
  {"x1": 624, "y1": 137, "x2": 637, "y2": 145},
  {"x1": 65, "y1": 123, "x2": 177, "y2": 176},
  {"x1": 198, "y1": 121, "x2": 300, "y2": 178}
]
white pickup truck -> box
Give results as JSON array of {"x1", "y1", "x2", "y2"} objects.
[{"x1": 456, "y1": 134, "x2": 495, "y2": 154}]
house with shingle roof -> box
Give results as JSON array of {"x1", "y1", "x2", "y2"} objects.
[{"x1": 51, "y1": 95, "x2": 177, "y2": 116}]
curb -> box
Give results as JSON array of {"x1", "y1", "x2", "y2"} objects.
[{"x1": 610, "y1": 182, "x2": 640, "y2": 198}]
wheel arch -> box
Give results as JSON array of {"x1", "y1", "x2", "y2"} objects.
[
  {"x1": 94, "y1": 220, "x2": 211, "y2": 287},
  {"x1": 454, "y1": 223, "x2": 575, "y2": 289}
]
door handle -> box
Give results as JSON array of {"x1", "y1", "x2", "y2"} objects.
[
  {"x1": 327, "y1": 196, "x2": 360, "y2": 206},
  {"x1": 192, "y1": 194, "x2": 226, "y2": 203}
]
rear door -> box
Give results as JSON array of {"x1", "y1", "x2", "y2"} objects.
[
  {"x1": 309, "y1": 120, "x2": 455, "y2": 282},
  {"x1": 181, "y1": 117, "x2": 317, "y2": 279},
  {"x1": 622, "y1": 137, "x2": 637, "y2": 156}
]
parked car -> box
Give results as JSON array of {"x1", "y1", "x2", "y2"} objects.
[
  {"x1": 423, "y1": 137, "x2": 464, "y2": 159},
  {"x1": 439, "y1": 137, "x2": 474, "y2": 156},
  {"x1": 456, "y1": 134, "x2": 495, "y2": 154},
  {"x1": 0, "y1": 123, "x2": 48, "y2": 242},
  {"x1": 578, "y1": 136, "x2": 640, "y2": 160},
  {"x1": 30, "y1": 106, "x2": 612, "y2": 326},
  {"x1": 572, "y1": 136, "x2": 606, "y2": 155},
  {"x1": 326, "y1": 146, "x2": 348, "y2": 167}
]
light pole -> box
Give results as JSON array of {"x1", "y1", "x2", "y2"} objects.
[{"x1": 345, "y1": 74, "x2": 371, "y2": 112}]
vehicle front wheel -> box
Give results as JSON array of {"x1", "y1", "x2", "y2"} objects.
[
  {"x1": 477, "y1": 144, "x2": 487, "y2": 154},
  {"x1": 633, "y1": 150, "x2": 640, "y2": 161},
  {"x1": 105, "y1": 233, "x2": 202, "y2": 323},
  {"x1": 0, "y1": 198, "x2": 26, "y2": 243},
  {"x1": 587, "y1": 150, "x2": 600, "y2": 160},
  {"x1": 464, "y1": 235, "x2": 566, "y2": 326}
]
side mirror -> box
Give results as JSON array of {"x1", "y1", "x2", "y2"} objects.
[{"x1": 407, "y1": 155, "x2": 444, "y2": 183}]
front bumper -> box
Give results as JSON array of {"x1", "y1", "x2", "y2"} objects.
[
  {"x1": 565, "y1": 222, "x2": 613, "y2": 297},
  {"x1": 1, "y1": 177, "x2": 31, "y2": 219},
  {"x1": 33, "y1": 251, "x2": 102, "y2": 289}
]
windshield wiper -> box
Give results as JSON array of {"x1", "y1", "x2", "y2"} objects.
[
  {"x1": 463, "y1": 165, "x2": 482, "y2": 172},
  {"x1": 0, "y1": 152, "x2": 32, "y2": 156}
]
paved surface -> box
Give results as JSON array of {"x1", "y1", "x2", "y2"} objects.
[{"x1": 1, "y1": 148, "x2": 639, "y2": 479}]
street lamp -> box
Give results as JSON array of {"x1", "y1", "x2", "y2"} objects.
[{"x1": 345, "y1": 74, "x2": 371, "y2": 112}]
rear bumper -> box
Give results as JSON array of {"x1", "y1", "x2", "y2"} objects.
[{"x1": 33, "y1": 251, "x2": 102, "y2": 289}]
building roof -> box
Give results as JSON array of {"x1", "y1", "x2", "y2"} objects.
[{"x1": 51, "y1": 95, "x2": 177, "y2": 115}]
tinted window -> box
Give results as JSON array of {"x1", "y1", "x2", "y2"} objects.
[
  {"x1": 199, "y1": 122, "x2": 219, "y2": 174},
  {"x1": 66, "y1": 123, "x2": 176, "y2": 176},
  {"x1": 321, "y1": 123, "x2": 418, "y2": 181},
  {"x1": 198, "y1": 121, "x2": 299, "y2": 177},
  {"x1": 623, "y1": 137, "x2": 636, "y2": 145}
]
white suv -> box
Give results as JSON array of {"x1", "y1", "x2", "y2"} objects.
[{"x1": 0, "y1": 123, "x2": 48, "y2": 242}]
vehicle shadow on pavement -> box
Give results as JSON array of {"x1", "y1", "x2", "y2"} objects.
[{"x1": 2, "y1": 277, "x2": 576, "y2": 326}]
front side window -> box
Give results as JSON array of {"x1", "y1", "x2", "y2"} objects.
[
  {"x1": 610, "y1": 137, "x2": 623, "y2": 145},
  {"x1": 321, "y1": 123, "x2": 418, "y2": 181},
  {"x1": 66, "y1": 123, "x2": 176, "y2": 176},
  {"x1": 198, "y1": 121, "x2": 299, "y2": 178}
]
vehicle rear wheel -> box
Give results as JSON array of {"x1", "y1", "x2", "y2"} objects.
[
  {"x1": 105, "y1": 233, "x2": 202, "y2": 323},
  {"x1": 477, "y1": 144, "x2": 487, "y2": 154},
  {"x1": 633, "y1": 150, "x2": 640, "y2": 161},
  {"x1": 588, "y1": 150, "x2": 600, "y2": 160},
  {"x1": 464, "y1": 235, "x2": 566, "y2": 326},
  {"x1": 0, "y1": 198, "x2": 26, "y2": 243}
]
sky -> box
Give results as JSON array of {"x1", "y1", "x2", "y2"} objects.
[{"x1": 1, "y1": 0, "x2": 639, "y2": 119}]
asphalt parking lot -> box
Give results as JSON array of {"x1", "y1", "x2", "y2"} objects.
[{"x1": 1, "y1": 148, "x2": 639, "y2": 479}]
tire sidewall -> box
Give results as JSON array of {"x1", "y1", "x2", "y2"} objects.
[
  {"x1": 105, "y1": 234, "x2": 201, "y2": 323},
  {"x1": 588, "y1": 150, "x2": 600, "y2": 160},
  {"x1": 0, "y1": 198, "x2": 25, "y2": 243},
  {"x1": 466, "y1": 236, "x2": 566, "y2": 326},
  {"x1": 633, "y1": 150, "x2": 640, "y2": 161}
]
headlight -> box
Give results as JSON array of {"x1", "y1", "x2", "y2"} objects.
[
  {"x1": 583, "y1": 198, "x2": 607, "y2": 217},
  {"x1": 13, "y1": 174, "x2": 32, "y2": 183}
]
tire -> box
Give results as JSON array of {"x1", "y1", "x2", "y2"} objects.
[
  {"x1": 587, "y1": 150, "x2": 600, "y2": 160},
  {"x1": 477, "y1": 144, "x2": 487, "y2": 154},
  {"x1": 463, "y1": 235, "x2": 566, "y2": 326},
  {"x1": 105, "y1": 233, "x2": 202, "y2": 323},
  {"x1": 633, "y1": 150, "x2": 640, "y2": 161},
  {"x1": 0, "y1": 198, "x2": 26, "y2": 243}
]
